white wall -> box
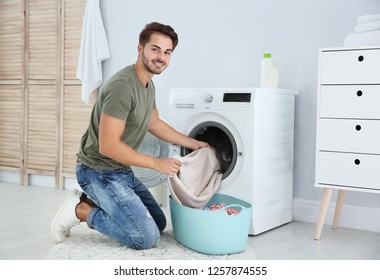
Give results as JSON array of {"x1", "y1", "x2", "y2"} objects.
[
  {"x1": 100, "y1": 0, "x2": 380, "y2": 209},
  {"x1": 2, "y1": 0, "x2": 379, "y2": 230}
]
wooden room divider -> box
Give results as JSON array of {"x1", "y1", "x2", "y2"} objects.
[{"x1": 0, "y1": 0, "x2": 94, "y2": 189}]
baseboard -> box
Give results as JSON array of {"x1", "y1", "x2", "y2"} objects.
[
  {"x1": 0, "y1": 170, "x2": 167, "y2": 206},
  {"x1": 2, "y1": 168, "x2": 380, "y2": 233},
  {"x1": 293, "y1": 198, "x2": 380, "y2": 233}
]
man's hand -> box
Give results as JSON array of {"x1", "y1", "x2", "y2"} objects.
[
  {"x1": 188, "y1": 139, "x2": 211, "y2": 151},
  {"x1": 153, "y1": 158, "x2": 182, "y2": 176}
]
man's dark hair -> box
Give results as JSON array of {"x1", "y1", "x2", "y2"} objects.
[{"x1": 139, "y1": 22, "x2": 179, "y2": 51}]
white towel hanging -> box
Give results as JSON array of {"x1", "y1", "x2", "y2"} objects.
[{"x1": 77, "y1": 0, "x2": 110, "y2": 103}]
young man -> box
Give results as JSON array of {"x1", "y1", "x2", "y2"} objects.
[{"x1": 51, "y1": 22, "x2": 209, "y2": 250}]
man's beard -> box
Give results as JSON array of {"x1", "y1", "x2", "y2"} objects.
[{"x1": 141, "y1": 52, "x2": 166, "y2": 75}]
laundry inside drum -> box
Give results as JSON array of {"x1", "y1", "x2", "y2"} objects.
[{"x1": 181, "y1": 122, "x2": 237, "y2": 180}]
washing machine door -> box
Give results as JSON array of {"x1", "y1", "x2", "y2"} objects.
[
  {"x1": 131, "y1": 132, "x2": 168, "y2": 188},
  {"x1": 181, "y1": 121, "x2": 238, "y2": 180}
]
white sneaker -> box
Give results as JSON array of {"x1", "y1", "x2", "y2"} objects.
[
  {"x1": 50, "y1": 189, "x2": 81, "y2": 243},
  {"x1": 63, "y1": 228, "x2": 71, "y2": 237}
]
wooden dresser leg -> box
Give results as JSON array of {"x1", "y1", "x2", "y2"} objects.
[
  {"x1": 314, "y1": 188, "x2": 333, "y2": 240},
  {"x1": 332, "y1": 190, "x2": 346, "y2": 230}
]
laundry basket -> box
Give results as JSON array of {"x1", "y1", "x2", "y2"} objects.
[{"x1": 169, "y1": 193, "x2": 252, "y2": 255}]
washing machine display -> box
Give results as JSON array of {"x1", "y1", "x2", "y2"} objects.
[{"x1": 168, "y1": 87, "x2": 298, "y2": 235}]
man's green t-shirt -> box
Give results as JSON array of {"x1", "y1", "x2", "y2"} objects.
[{"x1": 77, "y1": 65, "x2": 156, "y2": 170}]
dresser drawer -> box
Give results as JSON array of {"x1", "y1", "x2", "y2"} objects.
[
  {"x1": 316, "y1": 152, "x2": 380, "y2": 190},
  {"x1": 320, "y1": 48, "x2": 380, "y2": 84},
  {"x1": 318, "y1": 119, "x2": 380, "y2": 154},
  {"x1": 320, "y1": 85, "x2": 380, "y2": 119}
]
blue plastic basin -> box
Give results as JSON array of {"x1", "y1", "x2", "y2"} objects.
[{"x1": 169, "y1": 193, "x2": 252, "y2": 255}]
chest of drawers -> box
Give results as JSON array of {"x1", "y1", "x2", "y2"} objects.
[{"x1": 314, "y1": 46, "x2": 380, "y2": 239}]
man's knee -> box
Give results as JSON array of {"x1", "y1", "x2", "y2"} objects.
[{"x1": 129, "y1": 228, "x2": 160, "y2": 250}]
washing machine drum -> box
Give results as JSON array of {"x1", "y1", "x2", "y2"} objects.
[
  {"x1": 131, "y1": 132, "x2": 168, "y2": 188},
  {"x1": 181, "y1": 121, "x2": 237, "y2": 180}
]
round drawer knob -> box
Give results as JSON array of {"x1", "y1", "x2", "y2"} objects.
[
  {"x1": 358, "y1": 55, "x2": 364, "y2": 62},
  {"x1": 354, "y1": 159, "x2": 361, "y2": 165},
  {"x1": 357, "y1": 90, "x2": 363, "y2": 97},
  {"x1": 355, "y1": 125, "x2": 361, "y2": 131}
]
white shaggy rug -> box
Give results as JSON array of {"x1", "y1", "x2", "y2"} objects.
[{"x1": 47, "y1": 224, "x2": 256, "y2": 260}]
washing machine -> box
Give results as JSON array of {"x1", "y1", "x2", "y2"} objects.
[{"x1": 167, "y1": 87, "x2": 298, "y2": 235}]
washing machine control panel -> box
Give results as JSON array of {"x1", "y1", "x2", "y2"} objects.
[{"x1": 203, "y1": 92, "x2": 253, "y2": 107}]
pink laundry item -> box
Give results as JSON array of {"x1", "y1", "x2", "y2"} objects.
[
  {"x1": 225, "y1": 207, "x2": 240, "y2": 215},
  {"x1": 207, "y1": 203, "x2": 225, "y2": 211},
  {"x1": 168, "y1": 147, "x2": 222, "y2": 209},
  {"x1": 205, "y1": 203, "x2": 241, "y2": 215}
]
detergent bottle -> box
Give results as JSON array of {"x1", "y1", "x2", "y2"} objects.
[{"x1": 260, "y1": 53, "x2": 279, "y2": 88}]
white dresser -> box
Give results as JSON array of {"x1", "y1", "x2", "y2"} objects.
[{"x1": 314, "y1": 46, "x2": 380, "y2": 240}]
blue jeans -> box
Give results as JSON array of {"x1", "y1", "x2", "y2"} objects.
[{"x1": 76, "y1": 163, "x2": 166, "y2": 250}]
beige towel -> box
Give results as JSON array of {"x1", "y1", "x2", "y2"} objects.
[{"x1": 168, "y1": 147, "x2": 222, "y2": 209}]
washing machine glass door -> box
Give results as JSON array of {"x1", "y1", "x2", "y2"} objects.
[
  {"x1": 181, "y1": 121, "x2": 237, "y2": 180},
  {"x1": 131, "y1": 132, "x2": 168, "y2": 188}
]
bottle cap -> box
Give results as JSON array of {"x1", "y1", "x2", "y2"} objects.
[{"x1": 263, "y1": 53, "x2": 271, "y2": 58}]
